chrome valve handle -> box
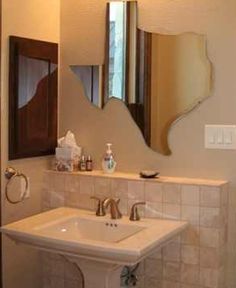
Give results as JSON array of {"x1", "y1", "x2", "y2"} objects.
[
  {"x1": 90, "y1": 196, "x2": 106, "y2": 216},
  {"x1": 129, "y1": 202, "x2": 146, "y2": 221}
]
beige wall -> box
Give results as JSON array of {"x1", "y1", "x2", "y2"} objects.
[
  {"x1": 60, "y1": 0, "x2": 236, "y2": 287},
  {"x1": 1, "y1": 1, "x2": 60, "y2": 287}
]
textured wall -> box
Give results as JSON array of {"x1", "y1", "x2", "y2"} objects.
[
  {"x1": 60, "y1": 1, "x2": 236, "y2": 287},
  {"x1": 1, "y1": 1, "x2": 60, "y2": 287}
]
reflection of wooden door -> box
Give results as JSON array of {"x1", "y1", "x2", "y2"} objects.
[
  {"x1": 9, "y1": 36, "x2": 58, "y2": 159},
  {"x1": 0, "y1": 4, "x2": 2, "y2": 287},
  {"x1": 135, "y1": 29, "x2": 152, "y2": 146},
  {"x1": 104, "y1": 2, "x2": 152, "y2": 146}
]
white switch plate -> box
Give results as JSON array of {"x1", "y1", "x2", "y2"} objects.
[
  {"x1": 20, "y1": 177, "x2": 30, "y2": 199},
  {"x1": 205, "y1": 125, "x2": 236, "y2": 149}
]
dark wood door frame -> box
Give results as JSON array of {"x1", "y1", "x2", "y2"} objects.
[{"x1": 0, "y1": 0, "x2": 3, "y2": 287}]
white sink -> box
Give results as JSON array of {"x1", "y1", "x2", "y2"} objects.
[
  {"x1": 1, "y1": 207, "x2": 188, "y2": 288},
  {"x1": 35, "y1": 216, "x2": 144, "y2": 243}
]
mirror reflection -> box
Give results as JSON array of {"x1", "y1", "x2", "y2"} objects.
[{"x1": 73, "y1": 1, "x2": 211, "y2": 155}]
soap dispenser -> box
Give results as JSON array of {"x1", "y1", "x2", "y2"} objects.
[{"x1": 102, "y1": 143, "x2": 117, "y2": 174}]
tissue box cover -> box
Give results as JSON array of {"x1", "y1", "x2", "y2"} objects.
[{"x1": 55, "y1": 147, "x2": 81, "y2": 172}]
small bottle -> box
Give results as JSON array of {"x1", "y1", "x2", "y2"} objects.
[
  {"x1": 102, "y1": 143, "x2": 117, "y2": 174},
  {"x1": 79, "y1": 155, "x2": 86, "y2": 171},
  {"x1": 86, "y1": 155, "x2": 93, "y2": 171}
]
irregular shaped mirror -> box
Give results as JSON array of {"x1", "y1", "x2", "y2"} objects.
[{"x1": 72, "y1": 1, "x2": 211, "y2": 155}]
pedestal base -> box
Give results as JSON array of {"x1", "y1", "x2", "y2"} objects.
[{"x1": 66, "y1": 257, "x2": 123, "y2": 288}]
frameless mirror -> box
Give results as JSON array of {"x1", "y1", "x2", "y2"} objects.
[{"x1": 72, "y1": 1, "x2": 212, "y2": 155}]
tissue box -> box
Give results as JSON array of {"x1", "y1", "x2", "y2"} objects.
[
  {"x1": 55, "y1": 147, "x2": 82, "y2": 172},
  {"x1": 56, "y1": 147, "x2": 77, "y2": 159}
]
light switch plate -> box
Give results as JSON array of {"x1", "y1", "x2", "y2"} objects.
[{"x1": 205, "y1": 125, "x2": 236, "y2": 149}]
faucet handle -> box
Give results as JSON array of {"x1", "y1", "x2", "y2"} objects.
[
  {"x1": 129, "y1": 202, "x2": 146, "y2": 221},
  {"x1": 90, "y1": 196, "x2": 106, "y2": 216}
]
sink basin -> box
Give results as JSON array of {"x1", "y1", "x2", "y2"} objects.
[
  {"x1": 1, "y1": 207, "x2": 188, "y2": 288},
  {"x1": 35, "y1": 216, "x2": 145, "y2": 243}
]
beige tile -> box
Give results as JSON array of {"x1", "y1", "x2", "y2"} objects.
[
  {"x1": 42, "y1": 254, "x2": 52, "y2": 275},
  {"x1": 50, "y1": 253, "x2": 62, "y2": 261},
  {"x1": 163, "y1": 242, "x2": 181, "y2": 262},
  {"x1": 79, "y1": 175, "x2": 94, "y2": 196},
  {"x1": 180, "y1": 285, "x2": 201, "y2": 288},
  {"x1": 200, "y1": 228, "x2": 221, "y2": 248},
  {"x1": 145, "y1": 182, "x2": 163, "y2": 202},
  {"x1": 181, "y1": 185, "x2": 200, "y2": 206},
  {"x1": 200, "y1": 208, "x2": 222, "y2": 228},
  {"x1": 181, "y1": 206, "x2": 200, "y2": 226},
  {"x1": 172, "y1": 235, "x2": 181, "y2": 243},
  {"x1": 200, "y1": 267, "x2": 221, "y2": 288},
  {"x1": 163, "y1": 184, "x2": 181, "y2": 204},
  {"x1": 145, "y1": 258, "x2": 162, "y2": 280},
  {"x1": 50, "y1": 259, "x2": 65, "y2": 277},
  {"x1": 200, "y1": 247, "x2": 222, "y2": 269},
  {"x1": 42, "y1": 188, "x2": 51, "y2": 208},
  {"x1": 52, "y1": 174, "x2": 66, "y2": 193},
  {"x1": 181, "y1": 226, "x2": 199, "y2": 246},
  {"x1": 163, "y1": 261, "x2": 181, "y2": 281},
  {"x1": 135, "y1": 276, "x2": 145, "y2": 288},
  {"x1": 221, "y1": 184, "x2": 228, "y2": 206},
  {"x1": 111, "y1": 179, "x2": 128, "y2": 198},
  {"x1": 117, "y1": 198, "x2": 128, "y2": 215},
  {"x1": 64, "y1": 279, "x2": 83, "y2": 288},
  {"x1": 220, "y1": 226, "x2": 228, "y2": 246},
  {"x1": 146, "y1": 202, "x2": 162, "y2": 219},
  {"x1": 77, "y1": 194, "x2": 95, "y2": 210},
  {"x1": 181, "y1": 245, "x2": 199, "y2": 265},
  {"x1": 200, "y1": 186, "x2": 221, "y2": 208},
  {"x1": 163, "y1": 280, "x2": 180, "y2": 288},
  {"x1": 134, "y1": 276, "x2": 145, "y2": 288},
  {"x1": 50, "y1": 190, "x2": 65, "y2": 208},
  {"x1": 94, "y1": 177, "x2": 111, "y2": 198},
  {"x1": 149, "y1": 248, "x2": 162, "y2": 260},
  {"x1": 50, "y1": 276, "x2": 64, "y2": 288},
  {"x1": 65, "y1": 174, "x2": 80, "y2": 193},
  {"x1": 136, "y1": 260, "x2": 145, "y2": 276},
  {"x1": 65, "y1": 191, "x2": 80, "y2": 208},
  {"x1": 64, "y1": 261, "x2": 83, "y2": 280},
  {"x1": 221, "y1": 206, "x2": 228, "y2": 225},
  {"x1": 163, "y1": 204, "x2": 181, "y2": 220},
  {"x1": 43, "y1": 171, "x2": 52, "y2": 190},
  {"x1": 128, "y1": 180, "x2": 145, "y2": 200},
  {"x1": 42, "y1": 276, "x2": 52, "y2": 288},
  {"x1": 145, "y1": 277, "x2": 162, "y2": 288},
  {"x1": 181, "y1": 264, "x2": 200, "y2": 285}
]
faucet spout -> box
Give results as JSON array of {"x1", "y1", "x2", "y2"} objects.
[{"x1": 103, "y1": 198, "x2": 122, "y2": 219}]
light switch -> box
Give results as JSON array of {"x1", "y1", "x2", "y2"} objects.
[
  {"x1": 224, "y1": 131, "x2": 233, "y2": 144},
  {"x1": 205, "y1": 125, "x2": 236, "y2": 149},
  {"x1": 216, "y1": 130, "x2": 223, "y2": 144}
]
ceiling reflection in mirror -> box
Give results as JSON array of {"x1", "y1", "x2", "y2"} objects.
[{"x1": 72, "y1": 1, "x2": 212, "y2": 155}]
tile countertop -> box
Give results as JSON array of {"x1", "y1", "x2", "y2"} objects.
[{"x1": 46, "y1": 170, "x2": 228, "y2": 187}]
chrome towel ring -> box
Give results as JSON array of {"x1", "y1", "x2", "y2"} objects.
[{"x1": 5, "y1": 167, "x2": 29, "y2": 204}]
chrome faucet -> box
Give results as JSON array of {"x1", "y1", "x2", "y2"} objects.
[{"x1": 103, "y1": 198, "x2": 122, "y2": 219}]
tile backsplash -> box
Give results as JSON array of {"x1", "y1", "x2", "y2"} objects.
[{"x1": 42, "y1": 171, "x2": 228, "y2": 288}]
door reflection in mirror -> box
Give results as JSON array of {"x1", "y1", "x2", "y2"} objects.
[{"x1": 71, "y1": 1, "x2": 211, "y2": 155}]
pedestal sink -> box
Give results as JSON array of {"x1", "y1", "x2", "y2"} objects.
[{"x1": 1, "y1": 207, "x2": 188, "y2": 288}]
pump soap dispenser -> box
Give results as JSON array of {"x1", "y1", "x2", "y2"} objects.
[{"x1": 102, "y1": 143, "x2": 117, "y2": 174}]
